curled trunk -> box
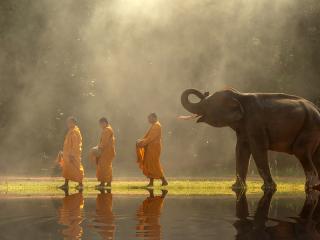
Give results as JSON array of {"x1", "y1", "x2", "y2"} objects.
[{"x1": 181, "y1": 89, "x2": 206, "y2": 114}]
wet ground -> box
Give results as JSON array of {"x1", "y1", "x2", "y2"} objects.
[{"x1": 0, "y1": 189, "x2": 319, "y2": 239}]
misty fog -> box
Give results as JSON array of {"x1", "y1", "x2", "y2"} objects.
[{"x1": 0, "y1": 0, "x2": 319, "y2": 178}]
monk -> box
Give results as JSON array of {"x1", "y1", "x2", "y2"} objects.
[
  {"x1": 89, "y1": 117, "x2": 116, "y2": 188},
  {"x1": 136, "y1": 113, "x2": 168, "y2": 187},
  {"x1": 57, "y1": 116, "x2": 84, "y2": 190},
  {"x1": 136, "y1": 189, "x2": 167, "y2": 239}
]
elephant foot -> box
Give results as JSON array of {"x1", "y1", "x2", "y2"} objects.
[
  {"x1": 261, "y1": 181, "x2": 277, "y2": 191},
  {"x1": 231, "y1": 179, "x2": 247, "y2": 191}
]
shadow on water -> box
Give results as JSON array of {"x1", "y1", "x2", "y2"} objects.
[{"x1": 2, "y1": 189, "x2": 320, "y2": 239}]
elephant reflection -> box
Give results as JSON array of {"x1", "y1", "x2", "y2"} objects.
[
  {"x1": 136, "y1": 189, "x2": 167, "y2": 239},
  {"x1": 234, "y1": 190, "x2": 320, "y2": 240},
  {"x1": 58, "y1": 190, "x2": 84, "y2": 239},
  {"x1": 91, "y1": 189, "x2": 115, "y2": 239}
]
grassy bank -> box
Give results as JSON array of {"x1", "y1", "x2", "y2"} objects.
[{"x1": 0, "y1": 177, "x2": 306, "y2": 196}]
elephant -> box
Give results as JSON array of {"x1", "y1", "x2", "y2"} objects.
[{"x1": 181, "y1": 88, "x2": 320, "y2": 190}]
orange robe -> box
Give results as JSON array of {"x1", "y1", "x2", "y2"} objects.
[
  {"x1": 94, "y1": 193, "x2": 115, "y2": 239},
  {"x1": 58, "y1": 192, "x2": 84, "y2": 239},
  {"x1": 60, "y1": 126, "x2": 84, "y2": 183},
  {"x1": 137, "y1": 121, "x2": 164, "y2": 179},
  {"x1": 90, "y1": 125, "x2": 116, "y2": 183},
  {"x1": 136, "y1": 195, "x2": 164, "y2": 239}
]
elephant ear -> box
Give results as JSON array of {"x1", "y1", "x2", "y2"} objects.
[{"x1": 224, "y1": 97, "x2": 244, "y2": 123}]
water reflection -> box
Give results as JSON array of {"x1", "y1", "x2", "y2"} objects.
[
  {"x1": 2, "y1": 188, "x2": 320, "y2": 239},
  {"x1": 234, "y1": 190, "x2": 320, "y2": 239},
  {"x1": 136, "y1": 189, "x2": 167, "y2": 239},
  {"x1": 91, "y1": 189, "x2": 115, "y2": 239},
  {"x1": 58, "y1": 190, "x2": 84, "y2": 239}
]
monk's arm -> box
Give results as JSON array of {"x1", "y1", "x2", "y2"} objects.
[{"x1": 140, "y1": 126, "x2": 160, "y2": 146}]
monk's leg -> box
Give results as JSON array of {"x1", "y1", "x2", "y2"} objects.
[
  {"x1": 161, "y1": 177, "x2": 168, "y2": 186},
  {"x1": 106, "y1": 181, "x2": 111, "y2": 187},
  {"x1": 147, "y1": 178, "x2": 154, "y2": 187}
]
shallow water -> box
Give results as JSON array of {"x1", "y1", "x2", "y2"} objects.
[{"x1": 0, "y1": 190, "x2": 318, "y2": 240}]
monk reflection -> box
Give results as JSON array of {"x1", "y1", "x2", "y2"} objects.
[
  {"x1": 58, "y1": 190, "x2": 84, "y2": 239},
  {"x1": 136, "y1": 189, "x2": 167, "y2": 239},
  {"x1": 234, "y1": 189, "x2": 320, "y2": 239},
  {"x1": 91, "y1": 189, "x2": 115, "y2": 239}
]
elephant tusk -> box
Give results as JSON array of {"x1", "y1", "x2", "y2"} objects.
[{"x1": 177, "y1": 114, "x2": 199, "y2": 120}]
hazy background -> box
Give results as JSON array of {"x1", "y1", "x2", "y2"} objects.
[{"x1": 0, "y1": 0, "x2": 319, "y2": 178}]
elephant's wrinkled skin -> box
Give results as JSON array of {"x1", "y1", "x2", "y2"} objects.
[{"x1": 181, "y1": 88, "x2": 320, "y2": 190}]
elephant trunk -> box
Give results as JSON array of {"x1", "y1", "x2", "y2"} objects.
[{"x1": 181, "y1": 89, "x2": 207, "y2": 114}]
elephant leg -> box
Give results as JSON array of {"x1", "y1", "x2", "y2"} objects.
[
  {"x1": 296, "y1": 153, "x2": 319, "y2": 190},
  {"x1": 232, "y1": 139, "x2": 251, "y2": 190},
  {"x1": 250, "y1": 141, "x2": 276, "y2": 190}
]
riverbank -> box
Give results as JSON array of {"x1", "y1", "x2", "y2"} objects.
[{"x1": 0, "y1": 177, "x2": 306, "y2": 196}]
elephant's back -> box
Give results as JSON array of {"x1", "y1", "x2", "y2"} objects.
[{"x1": 251, "y1": 93, "x2": 320, "y2": 153}]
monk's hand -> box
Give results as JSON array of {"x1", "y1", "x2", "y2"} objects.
[
  {"x1": 136, "y1": 139, "x2": 144, "y2": 148},
  {"x1": 58, "y1": 151, "x2": 63, "y2": 158}
]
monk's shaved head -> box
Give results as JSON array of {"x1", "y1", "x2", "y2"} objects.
[
  {"x1": 149, "y1": 113, "x2": 157, "y2": 119},
  {"x1": 148, "y1": 113, "x2": 158, "y2": 124},
  {"x1": 67, "y1": 116, "x2": 77, "y2": 129},
  {"x1": 67, "y1": 116, "x2": 77, "y2": 124},
  {"x1": 99, "y1": 117, "x2": 109, "y2": 124},
  {"x1": 99, "y1": 117, "x2": 109, "y2": 129}
]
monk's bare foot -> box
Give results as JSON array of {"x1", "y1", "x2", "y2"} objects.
[
  {"x1": 161, "y1": 180, "x2": 168, "y2": 186},
  {"x1": 58, "y1": 184, "x2": 69, "y2": 190},
  {"x1": 146, "y1": 183, "x2": 154, "y2": 188},
  {"x1": 75, "y1": 184, "x2": 83, "y2": 191}
]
